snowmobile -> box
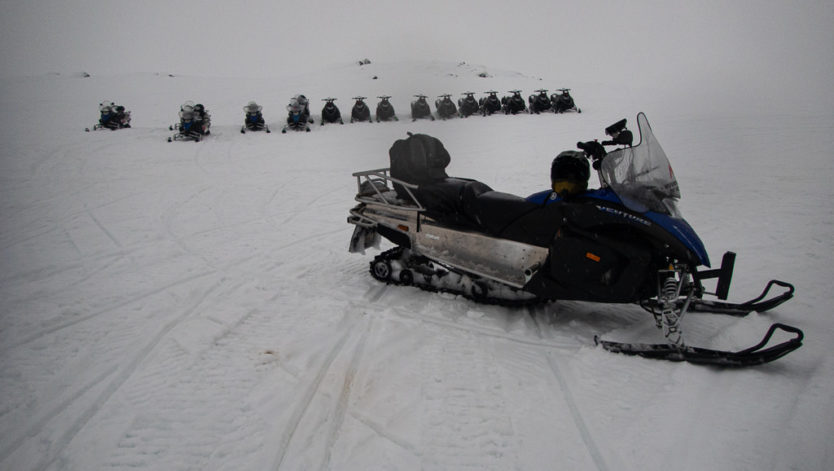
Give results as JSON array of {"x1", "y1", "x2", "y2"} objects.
[
  {"x1": 479, "y1": 91, "x2": 502, "y2": 116},
  {"x1": 411, "y1": 95, "x2": 435, "y2": 121},
  {"x1": 502, "y1": 90, "x2": 527, "y2": 115},
  {"x1": 529, "y1": 89, "x2": 552, "y2": 114},
  {"x1": 320, "y1": 98, "x2": 344, "y2": 125},
  {"x1": 86, "y1": 101, "x2": 131, "y2": 131},
  {"x1": 168, "y1": 101, "x2": 211, "y2": 142},
  {"x1": 375, "y1": 96, "x2": 398, "y2": 122},
  {"x1": 350, "y1": 97, "x2": 372, "y2": 123},
  {"x1": 458, "y1": 92, "x2": 480, "y2": 118},
  {"x1": 551, "y1": 88, "x2": 581, "y2": 113},
  {"x1": 282, "y1": 95, "x2": 312, "y2": 133},
  {"x1": 435, "y1": 94, "x2": 458, "y2": 120},
  {"x1": 346, "y1": 113, "x2": 802, "y2": 367},
  {"x1": 241, "y1": 101, "x2": 270, "y2": 133}
]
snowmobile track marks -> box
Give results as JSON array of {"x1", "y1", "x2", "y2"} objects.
[
  {"x1": 272, "y1": 314, "x2": 366, "y2": 470},
  {"x1": 2, "y1": 277, "x2": 226, "y2": 469},
  {"x1": 0, "y1": 270, "x2": 216, "y2": 355},
  {"x1": 420, "y1": 330, "x2": 519, "y2": 469},
  {"x1": 546, "y1": 355, "x2": 611, "y2": 471}
]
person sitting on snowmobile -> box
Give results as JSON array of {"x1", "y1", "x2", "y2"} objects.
[{"x1": 526, "y1": 151, "x2": 596, "y2": 204}]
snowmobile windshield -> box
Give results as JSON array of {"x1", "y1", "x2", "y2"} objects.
[{"x1": 600, "y1": 113, "x2": 681, "y2": 217}]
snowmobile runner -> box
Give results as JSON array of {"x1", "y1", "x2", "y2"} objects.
[
  {"x1": 375, "y1": 96, "x2": 398, "y2": 122},
  {"x1": 86, "y1": 101, "x2": 131, "y2": 131},
  {"x1": 529, "y1": 89, "x2": 552, "y2": 114},
  {"x1": 241, "y1": 101, "x2": 270, "y2": 133},
  {"x1": 168, "y1": 101, "x2": 211, "y2": 142},
  {"x1": 346, "y1": 114, "x2": 802, "y2": 367},
  {"x1": 435, "y1": 94, "x2": 458, "y2": 120},
  {"x1": 502, "y1": 90, "x2": 527, "y2": 115},
  {"x1": 458, "y1": 92, "x2": 480, "y2": 118},
  {"x1": 282, "y1": 96, "x2": 312, "y2": 133},
  {"x1": 320, "y1": 98, "x2": 344, "y2": 125},
  {"x1": 411, "y1": 95, "x2": 435, "y2": 121},
  {"x1": 480, "y1": 91, "x2": 502, "y2": 116},
  {"x1": 552, "y1": 88, "x2": 581, "y2": 113},
  {"x1": 350, "y1": 97, "x2": 372, "y2": 123}
]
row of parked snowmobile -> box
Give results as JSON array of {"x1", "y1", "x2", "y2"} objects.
[{"x1": 86, "y1": 90, "x2": 582, "y2": 141}]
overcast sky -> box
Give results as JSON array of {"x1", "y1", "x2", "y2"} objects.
[{"x1": 1, "y1": 0, "x2": 832, "y2": 110}]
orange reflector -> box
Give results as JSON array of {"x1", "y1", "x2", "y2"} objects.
[
  {"x1": 397, "y1": 224, "x2": 409, "y2": 232},
  {"x1": 586, "y1": 252, "x2": 601, "y2": 262}
]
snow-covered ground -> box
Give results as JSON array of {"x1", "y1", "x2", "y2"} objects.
[{"x1": 1, "y1": 58, "x2": 833, "y2": 470}]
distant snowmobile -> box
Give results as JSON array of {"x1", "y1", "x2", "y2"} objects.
[
  {"x1": 168, "y1": 101, "x2": 211, "y2": 142},
  {"x1": 502, "y1": 90, "x2": 527, "y2": 115},
  {"x1": 528, "y1": 89, "x2": 551, "y2": 114},
  {"x1": 350, "y1": 97, "x2": 372, "y2": 123},
  {"x1": 551, "y1": 88, "x2": 581, "y2": 113},
  {"x1": 411, "y1": 95, "x2": 435, "y2": 121},
  {"x1": 375, "y1": 96, "x2": 398, "y2": 122},
  {"x1": 86, "y1": 101, "x2": 131, "y2": 131},
  {"x1": 435, "y1": 94, "x2": 458, "y2": 120},
  {"x1": 346, "y1": 114, "x2": 802, "y2": 367},
  {"x1": 282, "y1": 95, "x2": 312, "y2": 133},
  {"x1": 479, "y1": 91, "x2": 502, "y2": 116},
  {"x1": 458, "y1": 92, "x2": 480, "y2": 118},
  {"x1": 241, "y1": 101, "x2": 270, "y2": 133},
  {"x1": 320, "y1": 98, "x2": 344, "y2": 125}
]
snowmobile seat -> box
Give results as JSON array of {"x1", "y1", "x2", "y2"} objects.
[
  {"x1": 415, "y1": 178, "x2": 491, "y2": 228},
  {"x1": 415, "y1": 178, "x2": 542, "y2": 237},
  {"x1": 465, "y1": 191, "x2": 541, "y2": 237}
]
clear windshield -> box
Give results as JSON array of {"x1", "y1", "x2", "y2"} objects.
[{"x1": 599, "y1": 113, "x2": 681, "y2": 217}]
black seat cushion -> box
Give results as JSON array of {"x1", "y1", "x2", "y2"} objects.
[{"x1": 464, "y1": 190, "x2": 541, "y2": 236}]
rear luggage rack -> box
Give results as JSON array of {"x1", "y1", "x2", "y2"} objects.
[{"x1": 352, "y1": 168, "x2": 424, "y2": 210}]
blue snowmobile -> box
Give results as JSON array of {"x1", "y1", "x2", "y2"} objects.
[{"x1": 346, "y1": 114, "x2": 802, "y2": 367}]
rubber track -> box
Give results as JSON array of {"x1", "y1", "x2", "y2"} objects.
[{"x1": 369, "y1": 247, "x2": 545, "y2": 308}]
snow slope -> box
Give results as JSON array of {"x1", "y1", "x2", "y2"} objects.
[{"x1": 1, "y1": 59, "x2": 833, "y2": 471}]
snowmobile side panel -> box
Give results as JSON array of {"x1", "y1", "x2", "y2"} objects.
[{"x1": 416, "y1": 216, "x2": 549, "y2": 288}]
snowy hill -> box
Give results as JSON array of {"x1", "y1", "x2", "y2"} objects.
[{"x1": 1, "y1": 54, "x2": 834, "y2": 471}]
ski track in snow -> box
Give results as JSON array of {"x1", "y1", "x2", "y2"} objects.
[{"x1": 1, "y1": 62, "x2": 833, "y2": 471}]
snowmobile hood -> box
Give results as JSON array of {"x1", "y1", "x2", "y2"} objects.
[{"x1": 583, "y1": 189, "x2": 710, "y2": 267}]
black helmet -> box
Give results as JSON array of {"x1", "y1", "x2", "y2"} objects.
[
  {"x1": 550, "y1": 151, "x2": 590, "y2": 197},
  {"x1": 551, "y1": 151, "x2": 590, "y2": 182}
]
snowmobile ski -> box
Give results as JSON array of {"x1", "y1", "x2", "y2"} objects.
[{"x1": 595, "y1": 323, "x2": 803, "y2": 367}]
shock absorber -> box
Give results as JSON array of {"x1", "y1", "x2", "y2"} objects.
[{"x1": 658, "y1": 270, "x2": 685, "y2": 347}]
